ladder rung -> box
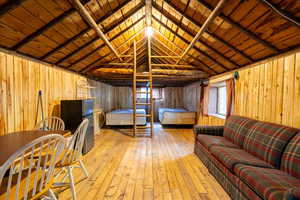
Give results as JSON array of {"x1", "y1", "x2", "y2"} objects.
[
  {"x1": 134, "y1": 134, "x2": 151, "y2": 138},
  {"x1": 136, "y1": 91, "x2": 149, "y2": 94},
  {"x1": 136, "y1": 73, "x2": 150, "y2": 77},
  {"x1": 136, "y1": 103, "x2": 151, "y2": 105},
  {"x1": 136, "y1": 79, "x2": 150, "y2": 82},
  {"x1": 136, "y1": 114, "x2": 152, "y2": 117},
  {"x1": 136, "y1": 125, "x2": 151, "y2": 129}
]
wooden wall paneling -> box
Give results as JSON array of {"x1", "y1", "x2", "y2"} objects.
[
  {"x1": 282, "y1": 54, "x2": 295, "y2": 127},
  {"x1": 0, "y1": 52, "x2": 7, "y2": 135},
  {"x1": 274, "y1": 58, "x2": 284, "y2": 124},
  {"x1": 5, "y1": 54, "x2": 14, "y2": 133},
  {"x1": 293, "y1": 52, "x2": 300, "y2": 127},
  {"x1": 198, "y1": 49, "x2": 300, "y2": 129},
  {"x1": 13, "y1": 56, "x2": 23, "y2": 131},
  {"x1": 22, "y1": 57, "x2": 29, "y2": 130},
  {"x1": 183, "y1": 82, "x2": 201, "y2": 112},
  {"x1": 0, "y1": 50, "x2": 117, "y2": 135}
]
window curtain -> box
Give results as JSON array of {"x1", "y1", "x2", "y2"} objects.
[
  {"x1": 226, "y1": 78, "x2": 234, "y2": 118},
  {"x1": 200, "y1": 85, "x2": 210, "y2": 116}
]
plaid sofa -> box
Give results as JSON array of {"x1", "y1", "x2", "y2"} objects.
[{"x1": 194, "y1": 115, "x2": 300, "y2": 200}]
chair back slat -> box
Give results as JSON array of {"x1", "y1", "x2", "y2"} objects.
[
  {"x1": 61, "y1": 119, "x2": 89, "y2": 166},
  {"x1": 23, "y1": 147, "x2": 35, "y2": 200},
  {"x1": 36, "y1": 117, "x2": 65, "y2": 131},
  {"x1": 0, "y1": 134, "x2": 65, "y2": 200}
]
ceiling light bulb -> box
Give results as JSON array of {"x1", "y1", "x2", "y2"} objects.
[{"x1": 145, "y1": 26, "x2": 153, "y2": 37}]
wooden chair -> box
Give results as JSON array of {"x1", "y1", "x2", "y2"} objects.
[
  {"x1": 0, "y1": 134, "x2": 66, "y2": 200},
  {"x1": 54, "y1": 119, "x2": 89, "y2": 200},
  {"x1": 36, "y1": 117, "x2": 65, "y2": 131}
]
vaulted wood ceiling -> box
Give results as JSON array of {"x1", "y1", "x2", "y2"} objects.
[{"x1": 0, "y1": 0, "x2": 299, "y2": 86}]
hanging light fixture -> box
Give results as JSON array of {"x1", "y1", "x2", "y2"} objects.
[{"x1": 145, "y1": 26, "x2": 153, "y2": 37}]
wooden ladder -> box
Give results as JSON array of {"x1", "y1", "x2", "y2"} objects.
[{"x1": 132, "y1": 39, "x2": 154, "y2": 138}]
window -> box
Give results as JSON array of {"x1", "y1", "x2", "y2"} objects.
[
  {"x1": 137, "y1": 87, "x2": 163, "y2": 99},
  {"x1": 207, "y1": 82, "x2": 227, "y2": 118},
  {"x1": 217, "y1": 86, "x2": 227, "y2": 115}
]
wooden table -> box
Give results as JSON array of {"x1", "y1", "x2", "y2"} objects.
[{"x1": 0, "y1": 130, "x2": 70, "y2": 166}]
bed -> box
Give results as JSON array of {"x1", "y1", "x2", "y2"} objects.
[
  {"x1": 158, "y1": 108, "x2": 196, "y2": 125},
  {"x1": 106, "y1": 109, "x2": 147, "y2": 125}
]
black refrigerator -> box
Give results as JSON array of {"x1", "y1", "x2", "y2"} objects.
[{"x1": 61, "y1": 99, "x2": 94, "y2": 154}]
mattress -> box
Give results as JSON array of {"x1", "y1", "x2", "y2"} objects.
[
  {"x1": 106, "y1": 109, "x2": 146, "y2": 125},
  {"x1": 158, "y1": 108, "x2": 196, "y2": 125}
]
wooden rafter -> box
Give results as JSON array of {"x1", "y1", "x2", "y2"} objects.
[
  {"x1": 61, "y1": 14, "x2": 145, "y2": 68},
  {"x1": 176, "y1": 0, "x2": 227, "y2": 64},
  {"x1": 72, "y1": 0, "x2": 121, "y2": 61},
  {"x1": 259, "y1": 0, "x2": 300, "y2": 28},
  {"x1": 152, "y1": 3, "x2": 239, "y2": 68},
  {"x1": 40, "y1": 0, "x2": 134, "y2": 60},
  {"x1": 11, "y1": 0, "x2": 91, "y2": 50},
  {"x1": 0, "y1": 0, "x2": 25, "y2": 17},
  {"x1": 67, "y1": 18, "x2": 145, "y2": 70},
  {"x1": 152, "y1": 32, "x2": 217, "y2": 74},
  {"x1": 94, "y1": 68, "x2": 207, "y2": 76},
  {"x1": 159, "y1": 0, "x2": 254, "y2": 63},
  {"x1": 153, "y1": 15, "x2": 230, "y2": 71},
  {"x1": 81, "y1": 30, "x2": 145, "y2": 73},
  {"x1": 194, "y1": 0, "x2": 279, "y2": 53}
]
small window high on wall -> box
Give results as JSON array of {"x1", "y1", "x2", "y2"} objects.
[
  {"x1": 137, "y1": 87, "x2": 163, "y2": 99},
  {"x1": 208, "y1": 82, "x2": 227, "y2": 118}
]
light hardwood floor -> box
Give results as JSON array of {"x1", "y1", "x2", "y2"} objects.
[{"x1": 57, "y1": 124, "x2": 230, "y2": 200}]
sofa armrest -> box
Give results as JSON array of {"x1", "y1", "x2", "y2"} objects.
[
  {"x1": 193, "y1": 125, "x2": 224, "y2": 137},
  {"x1": 284, "y1": 188, "x2": 300, "y2": 200}
]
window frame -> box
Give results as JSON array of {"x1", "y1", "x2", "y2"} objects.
[
  {"x1": 207, "y1": 81, "x2": 227, "y2": 119},
  {"x1": 136, "y1": 87, "x2": 163, "y2": 100},
  {"x1": 216, "y1": 86, "x2": 227, "y2": 116}
]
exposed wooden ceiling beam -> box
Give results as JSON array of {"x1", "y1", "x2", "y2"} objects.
[
  {"x1": 40, "y1": 0, "x2": 134, "y2": 60},
  {"x1": 66, "y1": 16, "x2": 145, "y2": 69},
  {"x1": 194, "y1": 0, "x2": 279, "y2": 53},
  {"x1": 160, "y1": 0, "x2": 254, "y2": 63},
  {"x1": 176, "y1": 0, "x2": 227, "y2": 64},
  {"x1": 93, "y1": 68, "x2": 207, "y2": 77},
  {"x1": 72, "y1": 0, "x2": 121, "y2": 61},
  {"x1": 153, "y1": 15, "x2": 230, "y2": 72},
  {"x1": 259, "y1": 0, "x2": 300, "y2": 28},
  {"x1": 0, "y1": 0, "x2": 25, "y2": 17},
  {"x1": 145, "y1": 0, "x2": 152, "y2": 27},
  {"x1": 81, "y1": 30, "x2": 145, "y2": 73},
  {"x1": 152, "y1": 31, "x2": 217, "y2": 74},
  {"x1": 11, "y1": 0, "x2": 91, "y2": 50},
  {"x1": 56, "y1": 6, "x2": 144, "y2": 66},
  {"x1": 152, "y1": 3, "x2": 239, "y2": 68},
  {"x1": 151, "y1": 44, "x2": 179, "y2": 64}
]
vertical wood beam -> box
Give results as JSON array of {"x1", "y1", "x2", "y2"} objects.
[
  {"x1": 176, "y1": 0, "x2": 227, "y2": 64},
  {"x1": 133, "y1": 40, "x2": 137, "y2": 137}
]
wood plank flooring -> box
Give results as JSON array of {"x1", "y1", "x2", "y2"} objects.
[{"x1": 57, "y1": 124, "x2": 230, "y2": 200}]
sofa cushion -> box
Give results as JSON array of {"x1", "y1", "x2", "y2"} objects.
[
  {"x1": 243, "y1": 121, "x2": 299, "y2": 168},
  {"x1": 223, "y1": 115, "x2": 257, "y2": 147},
  {"x1": 194, "y1": 125, "x2": 224, "y2": 136},
  {"x1": 281, "y1": 132, "x2": 300, "y2": 179},
  {"x1": 197, "y1": 135, "x2": 240, "y2": 150},
  {"x1": 235, "y1": 165, "x2": 300, "y2": 200},
  {"x1": 210, "y1": 146, "x2": 273, "y2": 172}
]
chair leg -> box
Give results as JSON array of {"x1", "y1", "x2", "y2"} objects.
[
  {"x1": 48, "y1": 189, "x2": 57, "y2": 200},
  {"x1": 79, "y1": 160, "x2": 89, "y2": 178},
  {"x1": 67, "y1": 166, "x2": 77, "y2": 200}
]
